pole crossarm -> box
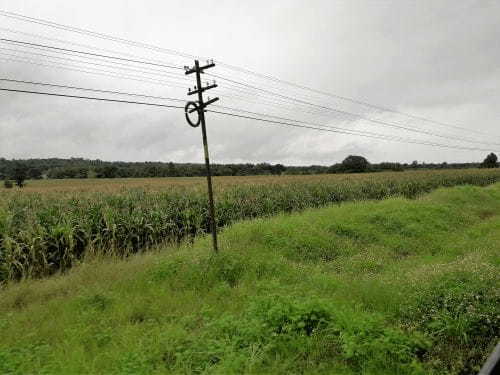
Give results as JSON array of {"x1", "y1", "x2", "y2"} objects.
[
  {"x1": 184, "y1": 60, "x2": 215, "y2": 75},
  {"x1": 203, "y1": 97, "x2": 219, "y2": 107},
  {"x1": 187, "y1": 83, "x2": 218, "y2": 96},
  {"x1": 186, "y1": 97, "x2": 219, "y2": 114}
]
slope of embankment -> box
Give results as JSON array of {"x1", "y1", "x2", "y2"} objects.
[{"x1": 1, "y1": 184, "x2": 499, "y2": 374}]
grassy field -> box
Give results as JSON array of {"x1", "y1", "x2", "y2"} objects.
[
  {"x1": 2, "y1": 169, "x2": 500, "y2": 282},
  {"x1": 1, "y1": 183, "x2": 499, "y2": 374}
]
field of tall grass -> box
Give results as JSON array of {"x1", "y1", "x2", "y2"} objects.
[
  {"x1": 1, "y1": 183, "x2": 499, "y2": 374},
  {"x1": 1, "y1": 169, "x2": 500, "y2": 281}
]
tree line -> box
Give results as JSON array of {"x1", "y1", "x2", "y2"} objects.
[{"x1": 1, "y1": 153, "x2": 498, "y2": 188}]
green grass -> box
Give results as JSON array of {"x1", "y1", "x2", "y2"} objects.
[{"x1": 1, "y1": 184, "x2": 499, "y2": 374}]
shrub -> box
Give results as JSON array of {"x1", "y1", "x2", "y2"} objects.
[
  {"x1": 401, "y1": 275, "x2": 500, "y2": 374},
  {"x1": 161, "y1": 297, "x2": 428, "y2": 374}
]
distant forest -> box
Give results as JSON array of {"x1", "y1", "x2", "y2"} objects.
[{"x1": 0, "y1": 156, "x2": 492, "y2": 181}]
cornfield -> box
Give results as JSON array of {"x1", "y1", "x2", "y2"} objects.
[{"x1": 1, "y1": 169, "x2": 500, "y2": 281}]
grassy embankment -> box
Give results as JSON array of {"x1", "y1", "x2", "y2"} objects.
[
  {"x1": 2, "y1": 168, "x2": 500, "y2": 281},
  {"x1": 1, "y1": 183, "x2": 499, "y2": 374}
]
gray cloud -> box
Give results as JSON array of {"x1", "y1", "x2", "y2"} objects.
[{"x1": 0, "y1": 0, "x2": 499, "y2": 165}]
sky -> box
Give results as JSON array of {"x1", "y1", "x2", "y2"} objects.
[{"x1": 0, "y1": 0, "x2": 499, "y2": 165}]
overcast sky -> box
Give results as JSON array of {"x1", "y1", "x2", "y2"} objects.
[{"x1": 0, "y1": 0, "x2": 499, "y2": 165}]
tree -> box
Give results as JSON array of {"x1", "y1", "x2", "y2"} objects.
[
  {"x1": 341, "y1": 155, "x2": 370, "y2": 173},
  {"x1": 3, "y1": 179, "x2": 13, "y2": 189},
  {"x1": 95, "y1": 165, "x2": 119, "y2": 178},
  {"x1": 166, "y1": 162, "x2": 178, "y2": 177},
  {"x1": 271, "y1": 164, "x2": 286, "y2": 175},
  {"x1": 27, "y1": 167, "x2": 43, "y2": 180},
  {"x1": 482, "y1": 153, "x2": 498, "y2": 168},
  {"x1": 11, "y1": 163, "x2": 28, "y2": 187}
]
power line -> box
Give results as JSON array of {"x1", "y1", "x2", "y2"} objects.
[
  {"x1": 0, "y1": 37, "x2": 298, "y2": 110},
  {"x1": 217, "y1": 85, "x2": 334, "y2": 115},
  {"x1": 0, "y1": 38, "x2": 183, "y2": 71},
  {"x1": 5, "y1": 77, "x2": 485, "y2": 148},
  {"x1": 0, "y1": 42, "x2": 339, "y2": 118},
  {"x1": 3, "y1": 77, "x2": 499, "y2": 149},
  {"x1": 0, "y1": 43, "x2": 189, "y2": 81},
  {"x1": 0, "y1": 54, "x2": 189, "y2": 90},
  {"x1": 213, "y1": 67, "x2": 494, "y2": 137},
  {"x1": 210, "y1": 104, "x2": 500, "y2": 149},
  {"x1": 207, "y1": 110, "x2": 497, "y2": 153},
  {"x1": 213, "y1": 104, "x2": 413, "y2": 141},
  {"x1": 1, "y1": 84, "x2": 496, "y2": 153},
  {"x1": 0, "y1": 23, "x2": 411, "y2": 125},
  {"x1": 0, "y1": 37, "x2": 495, "y2": 146},
  {"x1": 0, "y1": 10, "x2": 196, "y2": 60},
  {"x1": 0, "y1": 21, "x2": 492, "y2": 143},
  {"x1": 215, "y1": 81, "x2": 340, "y2": 113},
  {"x1": 0, "y1": 78, "x2": 185, "y2": 103},
  {"x1": 218, "y1": 92, "x2": 337, "y2": 118},
  {"x1": 0, "y1": 78, "x2": 365, "y2": 133},
  {"x1": 0, "y1": 9, "x2": 494, "y2": 139},
  {"x1": 0, "y1": 26, "x2": 182, "y2": 69},
  {"x1": 0, "y1": 46, "x2": 190, "y2": 85},
  {"x1": 0, "y1": 10, "x2": 496, "y2": 150},
  {"x1": 214, "y1": 104, "x2": 423, "y2": 139},
  {"x1": 0, "y1": 36, "x2": 303, "y2": 109},
  {"x1": 210, "y1": 73, "x2": 500, "y2": 147},
  {"x1": 0, "y1": 77, "x2": 374, "y2": 134},
  {"x1": 0, "y1": 44, "x2": 374, "y2": 121},
  {"x1": 0, "y1": 26, "x2": 307, "y2": 109},
  {"x1": 0, "y1": 86, "x2": 184, "y2": 109},
  {"x1": 0, "y1": 74, "x2": 352, "y2": 126}
]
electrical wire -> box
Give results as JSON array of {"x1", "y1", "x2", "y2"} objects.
[
  {"x1": 0, "y1": 78, "x2": 186, "y2": 103},
  {"x1": 0, "y1": 86, "x2": 184, "y2": 109},
  {"x1": 0, "y1": 26, "x2": 314, "y2": 108},
  {"x1": 207, "y1": 110, "x2": 498, "y2": 152},
  {"x1": 0, "y1": 25, "x2": 362, "y2": 118},
  {"x1": 0, "y1": 46, "x2": 190, "y2": 85},
  {"x1": 2, "y1": 76, "x2": 498, "y2": 149},
  {"x1": 0, "y1": 9, "x2": 495, "y2": 139},
  {"x1": 0, "y1": 38, "x2": 183, "y2": 71},
  {"x1": 210, "y1": 104, "x2": 500, "y2": 148},
  {"x1": 2, "y1": 45, "x2": 442, "y2": 131},
  {"x1": 209, "y1": 73, "x2": 500, "y2": 147},
  {"x1": 0, "y1": 77, "x2": 368, "y2": 130},
  {"x1": 2, "y1": 11, "x2": 496, "y2": 150},
  {"x1": 0, "y1": 42, "x2": 189, "y2": 82},
  {"x1": 0, "y1": 26, "x2": 182, "y2": 68},
  {"x1": 0, "y1": 54, "x2": 189, "y2": 90},
  {"x1": 214, "y1": 68, "x2": 496, "y2": 137},
  {"x1": 0, "y1": 77, "x2": 333, "y2": 122},
  {"x1": 1, "y1": 82, "x2": 497, "y2": 153},
  {"x1": 0, "y1": 23, "x2": 493, "y2": 144},
  {"x1": 0, "y1": 10, "x2": 196, "y2": 60},
  {"x1": 0, "y1": 43, "x2": 335, "y2": 117},
  {"x1": 1, "y1": 38, "x2": 497, "y2": 146},
  {"x1": 217, "y1": 92, "x2": 358, "y2": 120}
]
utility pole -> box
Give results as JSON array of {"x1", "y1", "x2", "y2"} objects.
[{"x1": 184, "y1": 59, "x2": 219, "y2": 252}]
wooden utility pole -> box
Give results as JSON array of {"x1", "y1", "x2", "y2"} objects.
[{"x1": 184, "y1": 60, "x2": 219, "y2": 252}]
